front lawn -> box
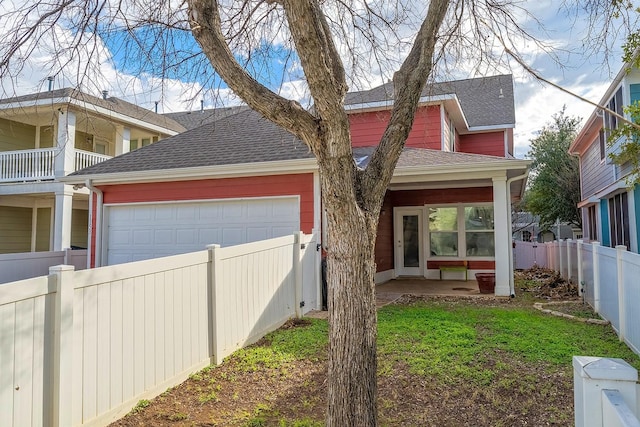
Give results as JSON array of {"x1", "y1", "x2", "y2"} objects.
[{"x1": 112, "y1": 296, "x2": 639, "y2": 426}]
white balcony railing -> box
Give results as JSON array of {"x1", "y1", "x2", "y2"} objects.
[
  {"x1": 0, "y1": 148, "x2": 56, "y2": 182},
  {"x1": 0, "y1": 148, "x2": 112, "y2": 183},
  {"x1": 74, "y1": 149, "x2": 111, "y2": 171}
]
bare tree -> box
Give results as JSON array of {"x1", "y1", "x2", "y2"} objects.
[{"x1": 0, "y1": 1, "x2": 636, "y2": 424}]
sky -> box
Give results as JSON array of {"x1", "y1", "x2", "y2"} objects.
[{"x1": 0, "y1": 1, "x2": 634, "y2": 160}]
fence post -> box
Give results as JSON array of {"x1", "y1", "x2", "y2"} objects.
[
  {"x1": 592, "y1": 242, "x2": 601, "y2": 313},
  {"x1": 207, "y1": 244, "x2": 222, "y2": 365},
  {"x1": 616, "y1": 245, "x2": 627, "y2": 343},
  {"x1": 293, "y1": 232, "x2": 303, "y2": 318},
  {"x1": 573, "y1": 356, "x2": 638, "y2": 427},
  {"x1": 566, "y1": 239, "x2": 573, "y2": 282},
  {"x1": 50, "y1": 264, "x2": 75, "y2": 427},
  {"x1": 559, "y1": 240, "x2": 564, "y2": 279},
  {"x1": 577, "y1": 240, "x2": 584, "y2": 296}
]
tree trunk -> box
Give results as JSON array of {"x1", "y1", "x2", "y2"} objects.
[{"x1": 320, "y1": 156, "x2": 380, "y2": 427}]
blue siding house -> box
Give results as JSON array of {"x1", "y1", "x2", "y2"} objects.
[{"x1": 569, "y1": 65, "x2": 640, "y2": 252}]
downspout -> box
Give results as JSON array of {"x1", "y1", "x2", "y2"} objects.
[
  {"x1": 85, "y1": 179, "x2": 103, "y2": 268},
  {"x1": 506, "y1": 171, "x2": 529, "y2": 297}
]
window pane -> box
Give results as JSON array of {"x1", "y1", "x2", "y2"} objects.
[
  {"x1": 402, "y1": 215, "x2": 420, "y2": 267},
  {"x1": 465, "y1": 206, "x2": 494, "y2": 230},
  {"x1": 430, "y1": 232, "x2": 458, "y2": 256},
  {"x1": 466, "y1": 232, "x2": 495, "y2": 256},
  {"x1": 429, "y1": 207, "x2": 457, "y2": 231}
]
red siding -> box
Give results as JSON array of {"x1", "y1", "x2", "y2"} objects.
[
  {"x1": 391, "y1": 187, "x2": 493, "y2": 206},
  {"x1": 349, "y1": 106, "x2": 442, "y2": 149},
  {"x1": 374, "y1": 192, "x2": 394, "y2": 272},
  {"x1": 100, "y1": 174, "x2": 315, "y2": 232},
  {"x1": 458, "y1": 131, "x2": 505, "y2": 157}
]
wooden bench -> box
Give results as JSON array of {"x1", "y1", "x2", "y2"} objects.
[{"x1": 439, "y1": 261, "x2": 468, "y2": 281}]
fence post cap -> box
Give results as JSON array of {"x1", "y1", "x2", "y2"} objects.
[
  {"x1": 591, "y1": 241, "x2": 600, "y2": 246},
  {"x1": 206, "y1": 244, "x2": 221, "y2": 250},
  {"x1": 615, "y1": 245, "x2": 628, "y2": 251},
  {"x1": 49, "y1": 264, "x2": 75, "y2": 273},
  {"x1": 573, "y1": 356, "x2": 638, "y2": 381}
]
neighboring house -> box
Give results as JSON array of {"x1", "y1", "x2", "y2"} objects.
[
  {"x1": 63, "y1": 74, "x2": 530, "y2": 297},
  {"x1": 0, "y1": 88, "x2": 185, "y2": 255},
  {"x1": 512, "y1": 211, "x2": 582, "y2": 242},
  {"x1": 569, "y1": 64, "x2": 640, "y2": 252}
]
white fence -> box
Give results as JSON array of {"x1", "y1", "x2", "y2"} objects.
[
  {"x1": 0, "y1": 233, "x2": 318, "y2": 427},
  {"x1": 513, "y1": 240, "x2": 548, "y2": 269},
  {"x1": 0, "y1": 249, "x2": 87, "y2": 284},
  {"x1": 0, "y1": 148, "x2": 111, "y2": 183},
  {"x1": 0, "y1": 148, "x2": 56, "y2": 182},
  {"x1": 547, "y1": 240, "x2": 640, "y2": 357},
  {"x1": 74, "y1": 150, "x2": 111, "y2": 172},
  {"x1": 573, "y1": 356, "x2": 640, "y2": 427}
]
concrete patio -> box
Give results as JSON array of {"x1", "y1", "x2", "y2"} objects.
[{"x1": 306, "y1": 277, "x2": 492, "y2": 319}]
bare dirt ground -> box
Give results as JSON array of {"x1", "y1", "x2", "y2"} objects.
[{"x1": 111, "y1": 268, "x2": 585, "y2": 427}]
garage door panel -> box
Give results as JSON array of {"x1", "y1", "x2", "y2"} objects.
[
  {"x1": 176, "y1": 229, "x2": 197, "y2": 245},
  {"x1": 106, "y1": 198, "x2": 300, "y2": 265},
  {"x1": 247, "y1": 228, "x2": 268, "y2": 242},
  {"x1": 222, "y1": 203, "x2": 243, "y2": 218},
  {"x1": 133, "y1": 229, "x2": 153, "y2": 245},
  {"x1": 199, "y1": 229, "x2": 221, "y2": 245},
  {"x1": 154, "y1": 229, "x2": 173, "y2": 245}
]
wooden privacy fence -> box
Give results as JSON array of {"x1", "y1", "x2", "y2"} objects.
[
  {"x1": 546, "y1": 239, "x2": 640, "y2": 357},
  {"x1": 0, "y1": 249, "x2": 87, "y2": 284},
  {"x1": 0, "y1": 233, "x2": 318, "y2": 427}
]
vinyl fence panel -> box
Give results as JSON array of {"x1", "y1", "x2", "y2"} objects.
[
  {"x1": 0, "y1": 250, "x2": 87, "y2": 284},
  {"x1": 0, "y1": 276, "x2": 54, "y2": 427},
  {"x1": 513, "y1": 241, "x2": 548, "y2": 269},
  {"x1": 620, "y1": 251, "x2": 640, "y2": 355},
  {"x1": 597, "y1": 246, "x2": 620, "y2": 332},
  {"x1": 581, "y1": 244, "x2": 595, "y2": 306}
]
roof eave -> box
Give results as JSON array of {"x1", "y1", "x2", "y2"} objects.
[{"x1": 60, "y1": 158, "x2": 319, "y2": 185}]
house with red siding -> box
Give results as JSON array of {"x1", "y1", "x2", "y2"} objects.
[{"x1": 63, "y1": 74, "x2": 530, "y2": 301}]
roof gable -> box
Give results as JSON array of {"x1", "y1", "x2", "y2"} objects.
[{"x1": 344, "y1": 74, "x2": 515, "y2": 129}]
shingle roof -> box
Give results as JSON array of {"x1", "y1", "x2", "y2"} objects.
[
  {"x1": 164, "y1": 105, "x2": 251, "y2": 130},
  {"x1": 69, "y1": 108, "x2": 315, "y2": 176},
  {"x1": 0, "y1": 88, "x2": 186, "y2": 133},
  {"x1": 353, "y1": 146, "x2": 515, "y2": 169},
  {"x1": 70, "y1": 107, "x2": 522, "y2": 178},
  {"x1": 345, "y1": 74, "x2": 515, "y2": 128}
]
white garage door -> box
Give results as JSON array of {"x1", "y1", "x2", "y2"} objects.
[{"x1": 105, "y1": 197, "x2": 300, "y2": 265}]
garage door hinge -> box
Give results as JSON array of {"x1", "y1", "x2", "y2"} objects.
[{"x1": 299, "y1": 301, "x2": 305, "y2": 308}]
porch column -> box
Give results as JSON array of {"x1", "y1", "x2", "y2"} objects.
[
  {"x1": 115, "y1": 125, "x2": 130, "y2": 156},
  {"x1": 492, "y1": 176, "x2": 510, "y2": 296},
  {"x1": 55, "y1": 109, "x2": 76, "y2": 177},
  {"x1": 53, "y1": 185, "x2": 73, "y2": 250}
]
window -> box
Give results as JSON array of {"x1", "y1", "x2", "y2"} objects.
[
  {"x1": 429, "y1": 207, "x2": 458, "y2": 256},
  {"x1": 587, "y1": 205, "x2": 598, "y2": 241},
  {"x1": 604, "y1": 87, "x2": 624, "y2": 143},
  {"x1": 464, "y1": 206, "x2": 494, "y2": 256},
  {"x1": 522, "y1": 230, "x2": 532, "y2": 241},
  {"x1": 130, "y1": 139, "x2": 138, "y2": 151},
  {"x1": 608, "y1": 193, "x2": 629, "y2": 248},
  {"x1": 599, "y1": 129, "x2": 606, "y2": 161},
  {"x1": 428, "y1": 205, "x2": 495, "y2": 258}
]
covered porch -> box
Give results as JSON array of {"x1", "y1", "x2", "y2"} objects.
[{"x1": 371, "y1": 148, "x2": 530, "y2": 296}]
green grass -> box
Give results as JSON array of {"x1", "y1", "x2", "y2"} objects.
[
  {"x1": 232, "y1": 319, "x2": 328, "y2": 372},
  {"x1": 377, "y1": 301, "x2": 640, "y2": 384}
]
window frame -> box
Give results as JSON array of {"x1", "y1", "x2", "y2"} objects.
[{"x1": 426, "y1": 203, "x2": 495, "y2": 260}]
